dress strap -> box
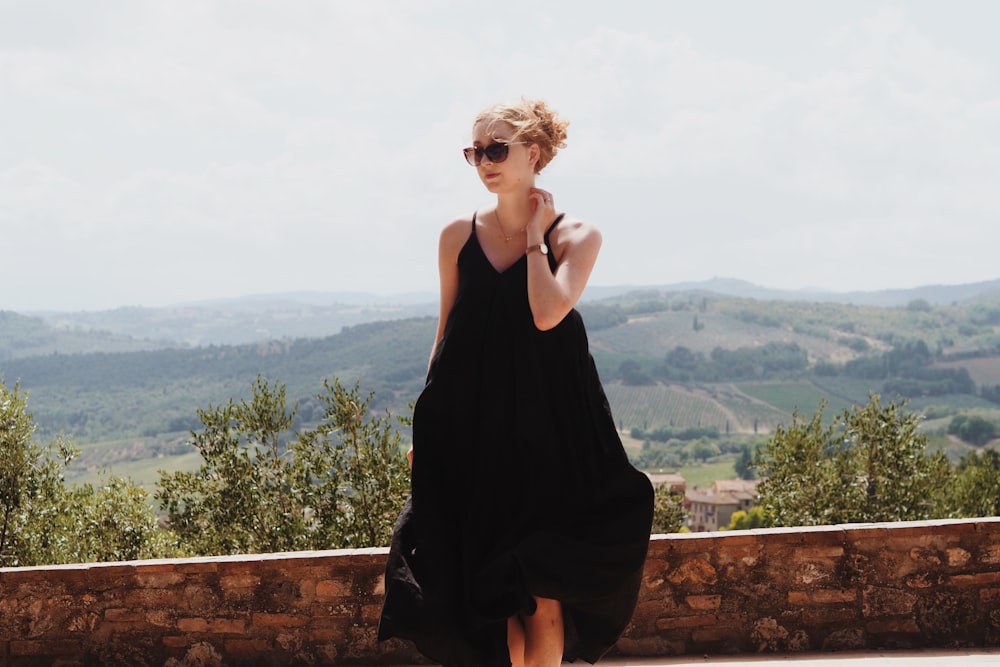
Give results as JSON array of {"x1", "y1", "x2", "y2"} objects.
[
  {"x1": 543, "y1": 213, "x2": 565, "y2": 242},
  {"x1": 468, "y1": 211, "x2": 479, "y2": 244},
  {"x1": 543, "y1": 213, "x2": 566, "y2": 273}
]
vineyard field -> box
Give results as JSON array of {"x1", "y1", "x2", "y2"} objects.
[
  {"x1": 735, "y1": 381, "x2": 852, "y2": 420},
  {"x1": 605, "y1": 383, "x2": 733, "y2": 432},
  {"x1": 700, "y1": 384, "x2": 790, "y2": 433},
  {"x1": 807, "y1": 376, "x2": 882, "y2": 404},
  {"x1": 605, "y1": 382, "x2": 796, "y2": 434},
  {"x1": 588, "y1": 305, "x2": 858, "y2": 363}
]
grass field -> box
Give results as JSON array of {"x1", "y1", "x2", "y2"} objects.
[
  {"x1": 678, "y1": 457, "x2": 739, "y2": 489},
  {"x1": 935, "y1": 356, "x2": 1000, "y2": 386},
  {"x1": 736, "y1": 381, "x2": 849, "y2": 416},
  {"x1": 619, "y1": 431, "x2": 645, "y2": 455},
  {"x1": 66, "y1": 444, "x2": 203, "y2": 495}
]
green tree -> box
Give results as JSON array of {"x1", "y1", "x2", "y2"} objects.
[
  {"x1": 726, "y1": 506, "x2": 770, "y2": 530},
  {"x1": 157, "y1": 376, "x2": 314, "y2": 555},
  {"x1": 1, "y1": 379, "x2": 176, "y2": 566},
  {"x1": 686, "y1": 437, "x2": 721, "y2": 462},
  {"x1": 735, "y1": 443, "x2": 757, "y2": 480},
  {"x1": 1, "y1": 380, "x2": 37, "y2": 564},
  {"x1": 73, "y1": 477, "x2": 181, "y2": 562},
  {"x1": 754, "y1": 395, "x2": 952, "y2": 526},
  {"x1": 157, "y1": 375, "x2": 410, "y2": 556},
  {"x1": 618, "y1": 359, "x2": 652, "y2": 386},
  {"x1": 0, "y1": 380, "x2": 79, "y2": 566},
  {"x1": 753, "y1": 403, "x2": 837, "y2": 526},
  {"x1": 944, "y1": 450, "x2": 1000, "y2": 518},
  {"x1": 948, "y1": 414, "x2": 997, "y2": 446},
  {"x1": 651, "y1": 483, "x2": 687, "y2": 533},
  {"x1": 296, "y1": 377, "x2": 411, "y2": 548},
  {"x1": 840, "y1": 395, "x2": 952, "y2": 522}
]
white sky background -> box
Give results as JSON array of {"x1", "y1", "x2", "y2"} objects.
[{"x1": 1, "y1": 0, "x2": 998, "y2": 312}]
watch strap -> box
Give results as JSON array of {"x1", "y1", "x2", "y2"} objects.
[{"x1": 526, "y1": 243, "x2": 547, "y2": 255}]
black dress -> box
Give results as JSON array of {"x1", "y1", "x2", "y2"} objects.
[{"x1": 378, "y1": 214, "x2": 654, "y2": 666}]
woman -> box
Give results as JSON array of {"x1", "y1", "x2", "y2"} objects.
[{"x1": 378, "y1": 99, "x2": 654, "y2": 667}]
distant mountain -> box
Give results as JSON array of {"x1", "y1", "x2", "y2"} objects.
[
  {"x1": 5, "y1": 285, "x2": 999, "y2": 477},
  {"x1": 174, "y1": 290, "x2": 438, "y2": 308},
  {"x1": 27, "y1": 297, "x2": 438, "y2": 350},
  {"x1": 584, "y1": 277, "x2": 1000, "y2": 307},
  {"x1": 0, "y1": 310, "x2": 162, "y2": 361},
  {"x1": 5, "y1": 278, "x2": 998, "y2": 357}
]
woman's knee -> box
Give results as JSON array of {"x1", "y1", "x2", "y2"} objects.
[
  {"x1": 526, "y1": 596, "x2": 563, "y2": 627},
  {"x1": 522, "y1": 596, "x2": 564, "y2": 666}
]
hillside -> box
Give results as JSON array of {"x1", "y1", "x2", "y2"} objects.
[
  {"x1": 0, "y1": 310, "x2": 164, "y2": 360},
  {"x1": 586, "y1": 291, "x2": 1000, "y2": 433},
  {"x1": 5, "y1": 277, "x2": 1000, "y2": 357},
  {"x1": 2, "y1": 318, "x2": 435, "y2": 442},
  {"x1": 3, "y1": 282, "x2": 1000, "y2": 488},
  {"x1": 13, "y1": 297, "x2": 437, "y2": 352}
]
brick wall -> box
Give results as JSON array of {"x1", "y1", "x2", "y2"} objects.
[
  {"x1": 2, "y1": 518, "x2": 999, "y2": 665},
  {"x1": 627, "y1": 518, "x2": 1000, "y2": 656}
]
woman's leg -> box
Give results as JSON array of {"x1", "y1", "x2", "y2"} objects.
[
  {"x1": 507, "y1": 615, "x2": 526, "y2": 667},
  {"x1": 522, "y1": 596, "x2": 564, "y2": 667}
]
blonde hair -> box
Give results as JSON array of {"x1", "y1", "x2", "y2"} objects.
[{"x1": 474, "y1": 98, "x2": 569, "y2": 174}]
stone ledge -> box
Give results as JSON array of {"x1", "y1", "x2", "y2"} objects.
[{"x1": 1, "y1": 518, "x2": 999, "y2": 665}]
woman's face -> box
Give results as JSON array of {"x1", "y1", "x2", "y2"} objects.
[{"x1": 470, "y1": 119, "x2": 536, "y2": 193}]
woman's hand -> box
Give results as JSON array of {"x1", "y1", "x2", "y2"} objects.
[
  {"x1": 406, "y1": 445, "x2": 414, "y2": 469},
  {"x1": 527, "y1": 187, "x2": 556, "y2": 238},
  {"x1": 524, "y1": 211, "x2": 603, "y2": 331}
]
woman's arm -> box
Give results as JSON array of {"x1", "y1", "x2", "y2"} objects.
[
  {"x1": 429, "y1": 217, "x2": 469, "y2": 367},
  {"x1": 524, "y1": 190, "x2": 601, "y2": 331},
  {"x1": 410, "y1": 217, "x2": 469, "y2": 469}
]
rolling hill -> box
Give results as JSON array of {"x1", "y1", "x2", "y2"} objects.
[
  {"x1": 2, "y1": 279, "x2": 999, "y2": 489},
  {"x1": 7, "y1": 277, "x2": 1000, "y2": 356}
]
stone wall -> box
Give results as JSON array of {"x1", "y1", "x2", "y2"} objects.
[
  {"x1": 2, "y1": 518, "x2": 999, "y2": 666},
  {"x1": 628, "y1": 518, "x2": 1000, "y2": 656}
]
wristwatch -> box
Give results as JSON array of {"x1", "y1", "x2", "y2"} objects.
[{"x1": 526, "y1": 243, "x2": 548, "y2": 256}]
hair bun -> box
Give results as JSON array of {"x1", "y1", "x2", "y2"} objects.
[
  {"x1": 473, "y1": 97, "x2": 570, "y2": 173},
  {"x1": 531, "y1": 100, "x2": 569, "y2": 150}
]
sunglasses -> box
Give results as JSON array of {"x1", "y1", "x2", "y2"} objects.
[{"x1": 462, "y1": 141, "x2": 528, "y2": 167}]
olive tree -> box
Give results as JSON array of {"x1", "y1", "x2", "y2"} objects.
[
  {"x1": 156, "y1": 375, "x2": 410, "y2": 556},
  {"x1": 651, "y1": 483, "x2": 687, "y2": 534},
  {"x1": 755, "y1": 395, "x2": 953, "y2": 527},
  {"x1": 157, "y1": 376, "x2": 313, "y2": 555},
  {"x1": 295, "y1": 377, "x2": 411, "y2": 549},
  {"x1": 752, "y1": 404, "x2": 837, "y2": 526},
  {"x1": 1, "y1": 380, "x2": 176, "y2": 566},
  {"x1": 945, "y1": 450, "x2": 1000, "y2": 518}
]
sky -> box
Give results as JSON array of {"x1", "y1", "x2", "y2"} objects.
[{"x1": 2, "y1": 0, "x2": 999, "y2": 312}]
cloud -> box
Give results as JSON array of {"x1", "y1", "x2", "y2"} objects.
[{"x1": 1, "y1": 1, "x2": 998, "y2": 310}]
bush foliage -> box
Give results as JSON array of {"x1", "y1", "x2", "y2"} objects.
[
  {"x1": 157, "y1": 376, "x2": 411, "y2": 556},
  {"x1": 0, "y1": 380, "x2": 178, "y2": 566}
]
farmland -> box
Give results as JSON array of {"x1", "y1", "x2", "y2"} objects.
[
  {"x1": 5, "y1": 284, "x2": 1000, "y2": 490},
  {"x1": 604, "y1": 382, "x2": 789, "y2": 434}
]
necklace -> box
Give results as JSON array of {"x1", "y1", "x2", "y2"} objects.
[{"x1": 495, "y1": 208, "x2": 525, "y2": 243}]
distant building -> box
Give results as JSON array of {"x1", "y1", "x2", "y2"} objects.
[
  {"x1": 686, "y1": 479, "x2": 758, "y2": 532},
  {"x1": 646, "y1": 472, "x2": 686, "y2": 494}
]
